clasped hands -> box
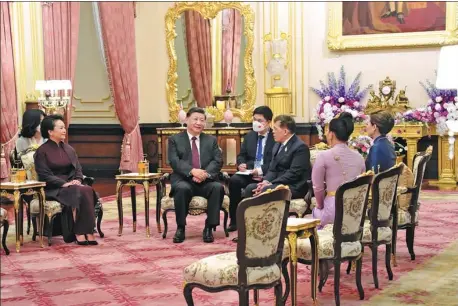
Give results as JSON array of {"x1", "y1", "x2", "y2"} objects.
[
  {"x1": 253, "y1": 180, "x2": 272, "y2": 196},
  {"x1": 191, "y1": 169, "x2": 210, "y2": 183},
  {"x1": 62, "y1": 180, "x2": 82, "y2": 188}
]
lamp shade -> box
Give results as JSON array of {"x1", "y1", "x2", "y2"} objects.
[{"x1": 436, "y1": 45, "x2": 458, "y2": 90}]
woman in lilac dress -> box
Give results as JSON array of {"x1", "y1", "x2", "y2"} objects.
[{"x1": 312, "y1": 112, "x2": 366, "y2": 227}]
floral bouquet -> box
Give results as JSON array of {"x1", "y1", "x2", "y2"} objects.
[
  {"x1": 395, "y1": 107, "x2": 434, "y2": 125},
  {"x1": 420, "y1": 78, "x2": 458, "y2": 135},
  {"x1": 348, "y1": 135, "x2": 372, "y2": 158},
  {"x1": 312, "y1": 66, "x2": 372, "y2": 139}
]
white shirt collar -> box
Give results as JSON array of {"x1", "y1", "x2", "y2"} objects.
[
  {"x1": 187, "y1": 131, "x2": 200, "y2": 141},
  {"x1": 282, "y1": 134, "x2": 294, "y2": 146},
  {"x1": 258, "y1": 129, "x2": 269, "y2": 138}
]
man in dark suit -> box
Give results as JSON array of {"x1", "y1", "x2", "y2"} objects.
[
  {"x1": 168, "y1": 107, "x2": 224, "y2": 243},
  {"x1": 228, "y1": 106, "x2": 275, "y2": 231},
  {"x1": 243, "y1": 115, "x2": 311, "y2": 199}
]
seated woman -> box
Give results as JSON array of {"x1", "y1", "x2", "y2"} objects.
[
  {"x1": 16, "y1": 109, "x2": 47, "y2": 180},
  {"x1": 312, "y1": 112, "x2": 366, "y2": 227},
  {"x1": 365, "y1": 110, "x2": 396, "y2": 173},
  {"x1": 34, "y1": 114, "x2": 98, "y2": 246}
]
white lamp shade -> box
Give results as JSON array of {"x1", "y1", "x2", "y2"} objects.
[
  {"x1": 61, "y1": 80, "x2": 72, "y2": 90},
  {"x1": 35, "y1": 80, "x2": 47, "y2": 91},
  {"x1": 436, "y1": 45, "x2": 458, "y2": 90}
]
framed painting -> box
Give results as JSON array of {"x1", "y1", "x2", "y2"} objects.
[{"x1": 328, "y1": 1, "x2": 458, "y2": 50}]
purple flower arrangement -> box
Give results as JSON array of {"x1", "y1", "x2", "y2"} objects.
[
  {"x1": 396, "y1": 107, "x2": 434, "y2": 124},
  {"x1": 312, "y1": 66, "x2": 372, "y2": 135}
]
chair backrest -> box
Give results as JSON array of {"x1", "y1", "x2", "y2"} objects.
[
  {"x1": 236, "y1": 185, "x2": 291, "y2": 284},
  {"x1": 370, "y1": 163, "x2": 404, "y2": 238},
  {"x1": 333, "y1": 171, "x2": 373, "y2": 258},
  {"x1": 410, "y1": 146, "x2": 433, "y2": 213}
]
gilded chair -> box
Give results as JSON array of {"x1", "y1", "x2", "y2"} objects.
[
  {"x1": 159, "y1": 172, "x2": 230, "y2": 239},
  {"x1": 392, "y1": 146, "x2": 432, "y2": 261},
  {"x1": 183, "y1": 185, "x2": 291, "y2": 306},
  {"x1": 1, "y1": 208, "x2": 9, "y2": 255},
  {"x1": 282, "y1": 172, "x2": 373, "y2": 306},
  {"x1": 347, "y1": 164, "x2": 404, "y2": 288}
]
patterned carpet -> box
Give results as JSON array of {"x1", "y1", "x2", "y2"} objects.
[{"x1": 1, "y1": 190, "x2": 457, "y2": 305}]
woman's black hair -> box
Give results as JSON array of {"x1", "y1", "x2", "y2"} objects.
[
  {"x1": 41, "y1": 114, "x2": 65, "y2": 139},
  {"x1": 20, "y1": 109, "x2": 46, "y2": 138},
  {"x1": 329, "y1": 112, "x2": 354, "y2": 142}
]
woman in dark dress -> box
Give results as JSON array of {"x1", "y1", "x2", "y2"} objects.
[{"x1": 34, "y1": 114, "x2": 98, "y2": 246}]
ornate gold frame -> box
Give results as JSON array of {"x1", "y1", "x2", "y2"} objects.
[
  {"x1": 327, "y1": 2, "x2": 458, "y2": 50},
  {"x1": 165, "y1": 2, "x2": 256, "y2": 123}
]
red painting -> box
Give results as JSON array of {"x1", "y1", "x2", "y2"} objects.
[{"x1": 342, "y1": 1, "x2": 446, "y2": 36}]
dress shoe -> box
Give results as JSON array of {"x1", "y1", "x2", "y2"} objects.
[
  {"x1": 203, "y1": 227, "x2": 214, "y2": 243},
  {"x1": 75, "y1": 238, "x2": 88, "y2": 246},
  {"x1": 227, "y1": 224, "x2": 237, "y2": 232},
  {"x1": 87, "y1": 240, "x2": 98, "y2": 246},
  {"x1": 173, "y1": 227, "x2": 186, "y2": 243}
]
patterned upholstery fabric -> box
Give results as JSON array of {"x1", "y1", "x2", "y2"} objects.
[
  {"x1": 244, "y1": 200, "x2": 286, "y2": 259},
  {"x1": 283, "y1": 229, "x2": 362, "y2": 260},
  {"x1": 310, "y1": 149, "x2": 320, "y2": 166},
  {"x1": 161, "y1": 195, "x2": 230, "y2": 212},
  {"x1": 30, "y1": 198, "x2": 62, "y2": 216},
  {"x1": 362, "y1": 220, "x2": 392, "y2": 243},
  {"x1": 377, "y1": 175, "x2": 398, "y2": 221},
  {"x1": 0, "y1": 208, "x2": 7, "y2": 224},
  {"x1": 342, "y1": 184, "x2": 369, "y2": 235},
  {"x1": 20, "y1": 151, "x2": 38, "y2": 180},
  {"x1": 289, "y1": 199, "x2": 307, "y2": 216},
  {"x1": 398, "y1": 209, "x2": 419, "y2": 226},
  {"x1": 398, "y1": 164, "x2": 414, "y2": 211},
  {"x1": 183, "y1": 252, "x2": 281, "y2": 288}
]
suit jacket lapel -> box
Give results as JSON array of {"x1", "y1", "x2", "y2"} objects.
[
  {"x1": 180, "y1": 132, "x2": 192, "y2": 163},
  {"x1": 250, "y1": 132, "x2": 258, "y2": 158}
]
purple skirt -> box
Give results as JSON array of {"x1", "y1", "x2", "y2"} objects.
[{"x1": 312, "y1": 196, "x2": 335, "y2": 228}]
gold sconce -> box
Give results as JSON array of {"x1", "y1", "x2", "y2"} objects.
[{"x1": 263, "y1": 32, "x2": 293, "y2": 116}]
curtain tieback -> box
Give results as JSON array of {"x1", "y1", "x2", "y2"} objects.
[{"x1": 122, "y1": 123, "x2": 139, "y2": 162}]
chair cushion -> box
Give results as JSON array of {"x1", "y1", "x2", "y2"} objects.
[
  {"x1": 0, "y1": 208, "x2": 7, "y2": 223},
  {"x1": 289, "y1": 199, "x2": 308, "y2": 216},
  {"x1": 183, "y1": 252, "x2": 281, "y2": 288},
  {"x1": 398, "y1": 209, "x2": 419, "y2": 226},
  {"x1": 161, "y1": 195, "x2": 230, "y2": 212},
  {"x1": 362, "y1": 220, "x2": 392, "y2": 243},
  {"x1": 283, "y1": 227, "x2": 362, "y2": 260},
  {"x1": 30, "y1": 198, "x2": 62, "y2": 216},
  {"x1": 398, "y1": 164, "x2": 414, "y2": 211}
]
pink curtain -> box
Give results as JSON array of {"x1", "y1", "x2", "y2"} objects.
[
  {"x1": 42, "y1": 2, "x2": 80, "y2": 129},
  {"x1": 99, "y1": 2, "x2": 143, "y2": 173},
  {"x1": 221, "y1": 9, "x2": 242, "y2": 94},
  {"x1": 184, "y1": 11, "x2": 212, "y2": 107},
  {"x1": 1, "y1": 2, "x2": 19, "y2": 181}
]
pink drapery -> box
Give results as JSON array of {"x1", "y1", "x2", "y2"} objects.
[
  {"x1": 99, "y1": 2, "x2": 143, "y2": 172},
  {"x1": 1, "y1": 2, "x2": 19, "y2": 181},
  {"x1": 184, "y1": 11, "x2": 212, "y2": 108},
  {"x1": 42, "y1": 2, "x2": 80, "y2": 129},
  {"x1": 221, "y1": 9, "x2": 242, "y2": 94}
]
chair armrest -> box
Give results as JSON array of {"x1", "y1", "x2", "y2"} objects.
[
  {"x1": 82, "y1": 175, "x2": 95, "y2": 186},
  {"x1": 398, "y1": 186, "x2": 414, "y2": 195}
]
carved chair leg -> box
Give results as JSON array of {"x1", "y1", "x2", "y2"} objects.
[
  {"x1": 334, "y1": 260, "x2": 341, "y2": 306},
  {"x1": 253, "y1": 289, "x2": 259, "y2": 305},
  {"x1": 97, "y1": 207, "x2": 104, "y2": 238},
  {"x1": 371, "y1": 245, "x2": 379, "y2": 288},
  {"x1": 274, "y1": 283, "x2": 283, "y2": 306},
  {"x1": 356, "y1": 257, "x2": 364, "y2": 300},
  {"x1": 406, "y1": 226, "x2": 416, "y2": 260},
  {"x1": 47, "y1": 214, "x2": 55, "y2": 246},
  {"x1": 31, "y1": 215, "x2": 38, "y2": 242},
  {"x1": 238, "y1": 288, "x2": 249, "y2": 306},
  {"x1": 318, "y1": 260, "x2": 329, "y2": 292},
  {"x1": 385, "y1": 244, "x2": 393, "y2": 280},
  {"x1": 183, "y1": 283, "x2": 195, "y2": 306},
  {"x1": 26, "y1": 205, "x2": 31, "y2": 235},
  {"x1": 281, "y1": 259, "x2": 290, "y2": 303},
  {"x1": 346, "y1": 260, "x2": 352, "y2": 274},
  {"x1": 162, "y1": 210, "x2": 169, "y2": 239},
  {"x1": 2, "y1": 221, "x2": 10, "y2": 255},
  {"x1": 223, "y1": 209, "x2": 229, "y2": 237}
]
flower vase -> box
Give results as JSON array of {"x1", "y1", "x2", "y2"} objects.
[
  {"x1": 224, "y1": 106, "x2": 233, "y2": 128},
  {"x1": 178, "y1": 105, "x2": 187, "y2": 128}
]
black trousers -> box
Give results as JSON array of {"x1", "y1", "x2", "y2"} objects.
[
  {"x1": 228, "y1": 174, "x2": 258, "y2": 225},
  {"x1": 171, "y1": 180, "x2": 225, "y2": 227}
]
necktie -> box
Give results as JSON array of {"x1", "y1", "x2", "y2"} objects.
[
  {"x1": 255, "y1": 135, "x2": 264, "y2": 162},
  {"x1": 191, "y1": 137, "x2": 200, "y2": 169},
  {"x1": 277, "y1": 144, "x2": 285, "y2": 156}
]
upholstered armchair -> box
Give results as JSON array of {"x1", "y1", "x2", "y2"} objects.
[
  {"x1": 347, "y1": 164, "x2": 404, "y2": 288},
  {"x1": 1, "y1": 208, "x2": 9, "y2": 255},
  {"x1": 159, "y1": 172, "x2": 230, "y2": 239},
  {"x1": 393, "y1": 146, "x2": 432, "y2": 261},
  {"x1": 183, "y1": 185, "x2": 291, "y2": 306},
  {"x1": 282, "y1": 172, "x2": 373, "y2": 306}
]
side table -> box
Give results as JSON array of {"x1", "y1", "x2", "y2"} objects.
[
  {"x1": 286, "y1": 218, "x2": 321, "y2": 305},
  {"x1": 0, "y1": 181, "x2": 46, "y2": 252},
  {"x1": 115, "y1": 173, "x2": 162, "y2": 237}
]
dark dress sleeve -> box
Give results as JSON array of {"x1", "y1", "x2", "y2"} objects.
[{"x1": 34, "y1": 148, "x2": 67, "y2": 188}]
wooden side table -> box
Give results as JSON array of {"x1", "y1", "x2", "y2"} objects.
[
  {"x1": 0, "y1": 181, "x2": 46, "y2": 252},
  {"x1": 286, "y1": 218, "x2": 321, "y2": 305},
  {"x1": 115, "y1": 173, "x2": 162, "y2": 237}
]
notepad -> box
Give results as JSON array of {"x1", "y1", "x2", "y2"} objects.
[{"x1": 235, "y1": 170, "x2": 253, "y2": 176}]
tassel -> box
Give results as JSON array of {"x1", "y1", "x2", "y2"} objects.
[
  {"x1": 123, "y1": 135, "x2": 131, "y2": 162},
  {"x1": 0, "y1": 145, "x2": 9, "y2": 179}
]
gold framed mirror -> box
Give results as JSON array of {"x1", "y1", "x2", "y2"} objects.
[{"x1": 165, "y1": 2, "x2": 256, "y2": 123}]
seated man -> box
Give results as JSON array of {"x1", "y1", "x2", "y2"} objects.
[
  {"x1": 243, "y1": 115, "x2": 311, "y2": 200},
  {"x1": 168, "y1": 107, "x2": 225, "y2": 243},
  {"x1": 228, "y1": 106, "x2": 275, "y2": 232}
]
